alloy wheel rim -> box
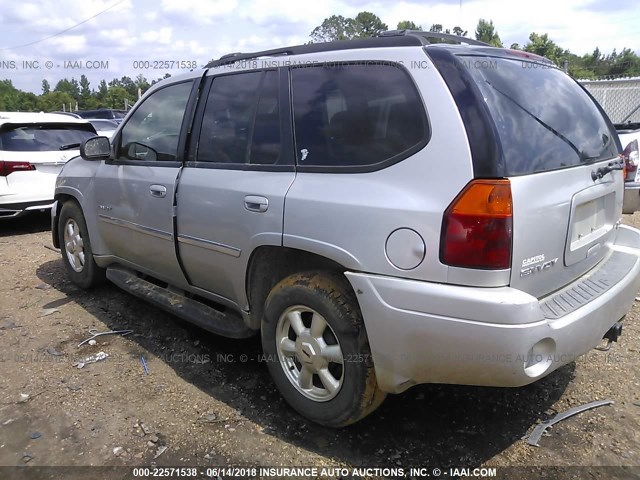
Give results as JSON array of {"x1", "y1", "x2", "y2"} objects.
[
  {"x1": 275, "y1": 305, "x2": 344, "y2": 402},
  {"x1": 63, "y1": 219, "x2": 85, "y2": 273}
]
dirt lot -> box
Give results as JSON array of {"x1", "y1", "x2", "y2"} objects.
[{"x1": 0, "y1": 212, "x2": 639, "y2": 479}]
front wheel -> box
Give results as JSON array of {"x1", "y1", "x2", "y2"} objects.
[
  {"x1": 58, "y1": 201, "x2": 105, "y2": 289},
  {"x1": 261, "y1": 271, "x2": 386, "y2": 427}
]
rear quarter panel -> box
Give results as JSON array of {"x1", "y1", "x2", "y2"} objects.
[{"x1": 283, "y1": 48, "x2": 474, "y2": 283}]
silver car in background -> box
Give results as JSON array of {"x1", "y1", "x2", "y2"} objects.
[{"x1": 52, "y1": 31, "x2": 640, "y2": 426}]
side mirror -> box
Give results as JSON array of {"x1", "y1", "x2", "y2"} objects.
[
  {"x1": 125, "y1": 142, "x2": 158, "y2": 161},
  {"x1": 80, "y1": 136, "x2": 111, "y2": 161}
]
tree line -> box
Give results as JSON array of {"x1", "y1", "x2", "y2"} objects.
[
  {"x1": 1, "y1": 14, "x2": 639, "y2": 113},
  {"x1": 0, "y1": 73, "x2": 170, "y2": 113},
  {"x1": 310, "y1": 13, "x2": 640, "y2": 79}
]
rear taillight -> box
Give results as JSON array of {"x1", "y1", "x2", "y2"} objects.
[
  {"x1": 622, "y1": 140, "x2": 639, "y2": 181},
  {"x1": 0, "y1": 161, "x2": 36, "y2": 177},
  {"x1": 440, "y1": 179, "x2": 513, "y2": 270}
]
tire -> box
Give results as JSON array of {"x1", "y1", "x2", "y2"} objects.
[
  {"x1": 262, "y1": 271, "x2": 386, "y2": 427},
  {"x1": 58, "y1": 201, "x2": 105, "y2": 289}
]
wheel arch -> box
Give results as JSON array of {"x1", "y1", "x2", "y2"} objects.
[
  {"x1": 52, "y1": 192, "x2": 83, "y2": 248},
  {"x1": 54, "y1": 187, "x2": 107, "y2": 255},
  {"x1": 245, "y1": 246, "x2": 352, "y2": 330}
]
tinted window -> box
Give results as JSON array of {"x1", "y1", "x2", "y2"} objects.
[
  {"x1": 118, "y1": 81, "x2": 192, "y2": 161},
  {"x1": 249, "y1": 71, "x2": 281, "y2": 165},
  {"x1": 462, "y1": 56, "x2": 618, "y2": 175},
  {"x1": 291, "y1": 63, "x2": 427, "y2": 168},
  {"x1": 0, "y1": 125, "x2": 96, "y2": 151},
  {"x1": 197, "y1": 72, "x2": 262, "y2": 163}
]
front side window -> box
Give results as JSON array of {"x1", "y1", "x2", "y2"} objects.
[
  {"x1": 118, "y1": 81, "x2": 192, "y2": 161},
  {"x1": 197, "y1": 71, "x2": 277, "y2": 164},
  {"x1": 291, "y1": 63, "x2": 428, "y2": 169}
]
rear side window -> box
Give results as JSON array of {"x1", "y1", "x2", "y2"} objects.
[
  {"x1": 0, "y1": 124, "x2": 96, "y2": 151},
  {"x1": 291, "y1": 63, "x2": 428, "y2": 169},
  {"x1": 462, "y1": 56, "x2": 618, "y2": 175}
]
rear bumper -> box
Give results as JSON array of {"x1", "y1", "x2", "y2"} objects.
[
  {"x1": 0, "y1": 200, "x2": 56, "y2": 219},
  {"x1": 346, "y1": 225, "x2": 640, "y2": 394},
  {"x1": 623, "y1": 182, "x2": 640, "y2": 214},
  {"x1": 51, "y1": 200, "x2": 60, "y2": 248}
]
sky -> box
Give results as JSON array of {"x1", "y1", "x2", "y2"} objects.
[{"x1": 0, "y1": 0, "x2": 639, "y2": 94}]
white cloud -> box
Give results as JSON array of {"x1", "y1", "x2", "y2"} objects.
[
  {"x1": 140, "y1": 27, "x2": 173, "y2": 45},
  {"x1": 160, "y1": 0, "x2": 238, "y2": 23},
  {"x1": 240, "y1": 0, "x2": 338, "y2": 25},
  {"x1": 48, "y1": 34, "x2": 88, "y2": 55},
  {"x1": 0, "y1": 0, "x2": 638, "y2": 94}
]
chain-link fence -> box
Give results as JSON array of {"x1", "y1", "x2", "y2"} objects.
[{"x1": 579, "y1": 77, "x2": 640, "y2": 124}]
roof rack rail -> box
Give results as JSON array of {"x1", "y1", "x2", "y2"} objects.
[
  {"x1": 379, "y1": 29, "x2": 490, "y2": 46},
  {"x1": 205, "y1": 31, "x2": 488, "y2": 68}
]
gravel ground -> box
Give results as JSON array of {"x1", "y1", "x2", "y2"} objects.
[{"x1": 0, "y1": 212, "x2": 639, "y2": 480}]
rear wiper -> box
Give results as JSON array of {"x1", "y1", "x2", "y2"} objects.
[
  {"x1": 59, "y1": 143, "x2": 81, "y2": 151},
  {"x1": 591, "y1": 159, "x2": 624, "y2": 181},
  {"x1": 485, "y1": 80, "x2": 582, "y2": 158}
]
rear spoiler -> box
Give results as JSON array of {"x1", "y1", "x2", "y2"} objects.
[{"x1": 0, "y1": 122, "x2": 96, "y2": 134}]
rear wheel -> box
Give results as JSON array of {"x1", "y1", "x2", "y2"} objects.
[
  {"x1": 58, "y1": 201, "x2": 105, "y2": 289},
  {"x1": 261, "y1": 271, "x2": 386, "y2": 427}
]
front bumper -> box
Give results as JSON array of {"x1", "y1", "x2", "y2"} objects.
[
  {"x1": 346, "y1": 225, "x2": 640, "y2": 394},
  {"x1": 623, "y1": 182, "x2": 640, "y2": 214}
]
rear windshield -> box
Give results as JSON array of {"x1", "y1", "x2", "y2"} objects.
[
  {"x1": 461, "y1": 56, "x2": 618, "y2": 175},
  {"x1": 0, "y1": 124, "x2": 96, "y2": 151}
]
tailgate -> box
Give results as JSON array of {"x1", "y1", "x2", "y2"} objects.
[
  {"x1": 2, "y1": 150, "x2": 75, "y2": 194},
  {"x1": 453, "y1": 53, "x2": 623, "y2": 298},
  {"x1": 510, "y1": 162, "x2": 623, "y2": 298}
]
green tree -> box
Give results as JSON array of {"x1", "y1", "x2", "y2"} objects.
[
  {"x1": 103, "y1": 86, "x2": 131, "y2": 109},
  {"x1": 397, "y1": 20, "x2": 421, "y2": 30},
  {"x1": 38, "y1": 91, "x2": 74, "y2": 112},
  {"x1": 96, "y1": 79, "x2": 108, "y2": 102},
  {"x1": 310, "y1": 11, "x2": 387, "y2": 42},
  {"x1": 310, "y1": 15, "x2": 356, "y2": 42},
  {"x1": 524, "y1": 33, "x2": 566, "y2": 63},
  {"x1": 109, "y1": 76, "x2": 137, "y2": 98},
  {"x1": 79, "y1": 75, "x2": 92, "y2": 109},
  {"x1": 605, "y1": 48, "x2": 640, "y2": 76},
  {"x1": 135, "y1": 74, "x2": 151, "y2": 99},
  {"x1": 54, "y1": 78, "x2": 80, "y2": 100},
  {"x1": 0, "y1": 80, "x2": 20, "y2": 110},
  {"x1": 17, "y1": 92, "x2": 39, "y2": 111},
  {"x1": 428, "y1": 24, "x2": 467, "y2": 43},
  {"x1": 41, "y1": 79, "x2": 50, "y2": 95},
  {"x1": 352, "y1": 11, "x2": 387, "y2": 38},
  {"x1": 475, "y1": 19, "x2": 503, "y2": 47}
]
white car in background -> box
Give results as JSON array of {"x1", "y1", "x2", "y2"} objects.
[{"x1": 0, "y1": 112, "x2": 96, "y2": 219}]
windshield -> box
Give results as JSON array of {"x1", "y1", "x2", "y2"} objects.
[
  {"x1": 0, "y1": 124, "x2": 96, "y2": 152},
  {"x1": 461, "y1": 56, "x2": 618, "y2": 175}
]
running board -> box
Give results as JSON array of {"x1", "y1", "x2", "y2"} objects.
[{"x1": 106, "y1": 266, "x2": 256, "y2": 339}]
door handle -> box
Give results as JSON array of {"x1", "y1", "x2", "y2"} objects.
[
  {"x1": 150, "y1": 185, "x2": 167, "y2": 198},
  {"x1": 244, "y1": 195, "x2": 268, "y2": 212}
]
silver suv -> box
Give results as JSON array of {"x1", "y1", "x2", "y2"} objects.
[{"x1": 52, "y1": 31, "x2": 640, "y2": 427}]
